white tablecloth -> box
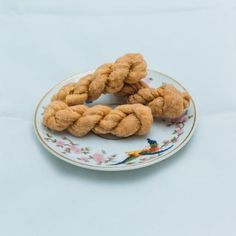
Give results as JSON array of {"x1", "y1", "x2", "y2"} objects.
[{"x1": 1, "y1": 1, "x2": 236, "y2": 235}]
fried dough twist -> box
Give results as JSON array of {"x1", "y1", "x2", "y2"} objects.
[
  {"x1": 126, "y1": 84, "x2": 190, "y2": 118},
  {"x1": 52, "y1": 53, "x2": 147, "y2": 105},
  {"x1": 43, "y1": 101, "x2": 153, "y2": 137}
]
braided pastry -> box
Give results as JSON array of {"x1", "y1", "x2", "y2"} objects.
[
  {"x1": 52, "y1": 53, "x2": 147, "y2": 106},
  {"x1": 126, "y1": 84, "x2": 190, "y2": 119},
  {"x1": 115, "y1": 80, "x2": 148, "y2": 96},
  {"x1": 43, "y1": 101, "x2": 153, "y2": 137}
]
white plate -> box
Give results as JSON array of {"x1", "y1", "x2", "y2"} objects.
[{"x1": 34, "y1": 70, "x2": 197, "y2": 171}]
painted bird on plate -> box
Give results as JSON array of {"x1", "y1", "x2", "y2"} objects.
[{"x1": 113, "y1": 138, "x2": 173, "y2": 165}]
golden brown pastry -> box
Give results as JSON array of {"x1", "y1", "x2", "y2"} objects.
[
  {"x1": 127, "y1": 84, "x2": 190, "y2": 119},
  {"x1": 52, "y1": 53, "x2": 147, "y2": 105},
  {"x1": 43, "y1": 101, "x2": 153, "y2": 137},
  {"x1": 115, "y1": 80, "x2": 149, "y2": 96}
]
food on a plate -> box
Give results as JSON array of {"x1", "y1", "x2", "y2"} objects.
[
  {"x1": 52, "y1": 53, "x2": 147, "y2": 105},
  {"x1": 126, "y1": 84, "x2": 190, "y2": 118},
  {"x1": 42, "y1": 101, "x2": 153, "y2": 137},
  {"x1": 42, "y1": 53, "x2": 191, "y2": 139},
  {"x1": 115, "y1": 80, "x2": 148, "y2": 96}
]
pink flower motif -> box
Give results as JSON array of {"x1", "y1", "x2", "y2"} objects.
[
  {"x1": 178, "y1": 115, "x2": 188, "y2": 123},
  {"x1": 69, "y1": 144, "x2": 81, "y2": 154},
  {"x1": 142, "y1": 77, "x2": 152, "y2": 84},
  {"x1": 92, "y1": 153, "x2": 105, "y2": 164},
  {"x1": 55, "y1": 140, "x2": 65, "y2": 147},
  {"x1": 175, "y1": 127, "x2": 184, "y2": 135}
]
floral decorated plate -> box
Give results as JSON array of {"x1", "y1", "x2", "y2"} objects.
[{"x1": 34, "y1": 70, "x2": 197, "y2": 171}]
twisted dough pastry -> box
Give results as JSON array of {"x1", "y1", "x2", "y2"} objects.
[
  {"x1": 52, "y1": 53, "x2": 147, "y2": 106},
  {"x1": 115, "y1": 80, "x2": 148, "y2": 96},
  {"x1": 126, "y1": 84, "x2": 190, "y2": 119},
  {"x1": 43, "y1": 101, "x2": 153, "y2": 137}
]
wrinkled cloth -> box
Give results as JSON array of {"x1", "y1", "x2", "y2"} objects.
[{"x1": 0, "y1": 1, "x2": 236, "y2": 236}]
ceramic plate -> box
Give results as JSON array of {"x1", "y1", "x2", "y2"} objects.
[{"x1": 34, "y1": 70, "x2": 197, "y2": 171}]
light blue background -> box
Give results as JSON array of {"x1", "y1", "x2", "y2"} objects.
[{"x1": 0, "y1": 1, "x2": 236, "y2": 235}]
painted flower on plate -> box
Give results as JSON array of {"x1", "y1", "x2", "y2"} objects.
[
  {"x1": 55, "y1": 140, "x2": 65, "y2": 147},
  {"x1": 92, "y1": 153, "x2": 105, "y2": 164},
  {"x1": 69, "y1": 144, "x2": 81, "y2": 154}
]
